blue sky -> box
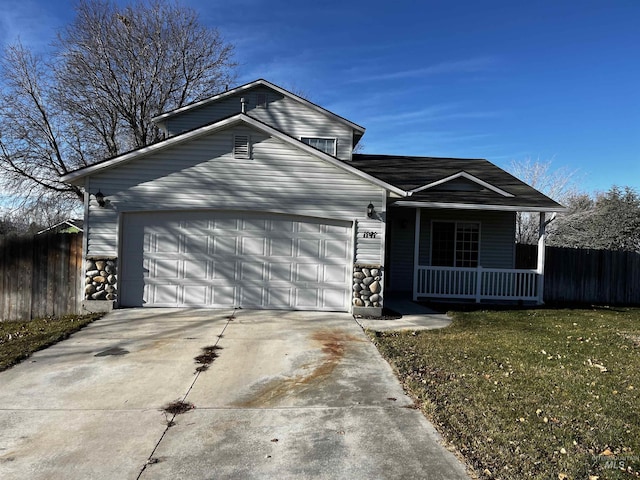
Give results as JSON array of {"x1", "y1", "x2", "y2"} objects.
[{"x1": 1, "y1": 0, "x2": 638, "y2": 194}]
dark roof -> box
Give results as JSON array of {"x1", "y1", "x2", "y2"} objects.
[{"x1": 351, "y1": 154, "x2": 563, "y2": 210}]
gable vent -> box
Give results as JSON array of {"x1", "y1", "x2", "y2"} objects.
[{"x1": 233, "y1": 135, "x2": 251, "y2": 159}]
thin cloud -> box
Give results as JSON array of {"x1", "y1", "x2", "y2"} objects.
[
  {"x1": 347, "y1": 56, "x2": 500, "y2": 83},
  {"x1": 365, "y1": 104, "x2": 503, "y2": 125},
  {"x1": 0, "y1": 0, "x2": 66, "y2": 51}
]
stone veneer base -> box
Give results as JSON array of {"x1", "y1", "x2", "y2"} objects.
[
  {"x1": 81, "y1": 300, "x2": 115, "y2": 313},
  {"x1": 352, "y1": 306, "x2": 383, "y2": 317}
]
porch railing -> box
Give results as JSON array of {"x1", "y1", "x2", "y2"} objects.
[{"x1": 414, "y1": 266, "x2": 540, "y2": 302}]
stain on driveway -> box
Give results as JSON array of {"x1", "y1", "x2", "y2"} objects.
[{"x1": 0, "y1": 308, "x2": 470, "y2": 480}]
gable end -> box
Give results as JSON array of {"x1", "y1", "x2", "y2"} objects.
[{"x1": 410, "y1": 171, "x2": 515, "y2": 198}]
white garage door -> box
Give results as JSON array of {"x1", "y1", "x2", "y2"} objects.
[{"x1": 120, "y1": 211, "x2": 353, "y2": 311}]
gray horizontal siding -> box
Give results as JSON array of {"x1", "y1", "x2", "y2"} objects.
[
  {"x1": 164, "y1": 86, "x2": 354, "y2": 160},
  {"x1": 418, "y1": 209, "x2": 516, "y2": 268},
  {"x1": 355, "y1": 218, "x2": 385, "y2": 265},
  {"x1": 387, "y1": 208, "x2": 416, "y2": 292},
  {"x1": 87, "y1": 124, "x2": 384, "y2": 263}
]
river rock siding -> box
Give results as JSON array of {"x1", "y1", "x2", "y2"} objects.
[
  {"x1": 84, "y1": 259, "x2": 117, "y2": 301},
  {"x1": 352, "y1": 265, "x2": 382, "y2": 307}
]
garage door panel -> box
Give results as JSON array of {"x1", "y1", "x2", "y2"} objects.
[
  {"x1": 325, "y1": 240, "x2": 349, "y2": 259},
  {"x1": 323, "y1": 264, "x2": 348, "y2": 283},
  {"x1": 212, "y1": 262, "x2": 236, "y2": 280},
  {"x1": 240, "y1": 262, "x2": 264, "y2": 281},
  {"x1": 152, "y1": 258, "x2": 180, "y2": 279},
  {"x1": 184, "y1": 259, "x2": 207, "y2": 278},
  {"x1": 270, "y1": 220, "x2": 294, "y2": 232},
  {"x1": 121, "y1": 211, "x2": 352, "y2": 311},
  {"x1": 213, "y1": 237, "x2": 236, "y2": 254},
  {"x1": 183, "y1": 285, "x2": 208, "y2": 305},
  {"x1": 268, "y1": 238, "x2": 294, "y2": 256},
  {"x1": 242, "y1": 218, "x2": 267, "y2": 231},
  {"x1": 154, "y1": 234, "x2": 180, "y2": 253},
  {"x1": 241, "y1": 237, "x2": 266, "y2": 255},
  {"x1": 298, "y1": 223, "x2": 321, "y2": 233},
  {"x1": 240, "y1": 285, "x2": 265, "y2": 306},
  {"x1": 322, "y1": 289, "x2": 347, "y2": 309},
  {"x1": 152, "y1": 284, "x2": 179, "y2": 305},
  {"x1": 183, "y1": 219, "x2": 210, "y2": 230},
  {"x1": 295, "y1": 263, "x2": 320, "y2": 282},
  {"x1": 212, "y1": 286, "x2": 235, "y2": 305},
  {"x1": 266, "y1": 288, "x2": 293, "y2": 308},
  {"x1": 296, "y1": 288, "x2": 320, "y2": 308},
  {"x1": 184, "y1": 235, "x2": 209, "y2": 254},
  {"x1": 213, "y1": 218, "x2": 238, "y2": 230},
  {"x1": 296, "y1": 239, "x2": 321, "y2": 257},
  {"x1": 267, "y1": 263, "x2": 293, "y2": 281},
  {"x1": 326, "y1": 224, "x2": 349, "y2": 234}
]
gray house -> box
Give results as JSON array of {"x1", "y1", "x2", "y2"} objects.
[{"x1": 61, "y1": 79, "x2": 563, "y2": 315}]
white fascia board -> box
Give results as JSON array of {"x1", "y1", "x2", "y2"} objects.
[
  {"x1": 410, "y1": 171, "x2": 515, "y2": 197},
  {"x1": 394, "y1": 201, "x2": 566, "y2": 212},
  {"x1": 61, "y1": 114, "x2": 248, "y2": 184},
  {"x1": 152, "y1": 79, "x2": 366, "y2": 134}
]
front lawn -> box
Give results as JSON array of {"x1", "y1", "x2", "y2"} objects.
[
  {"x1": 0, "y1": 313, "x2": 102, "y2": 371},
  {"x1": 370, "y1": 308, "x2": 640, "y2": 480}
]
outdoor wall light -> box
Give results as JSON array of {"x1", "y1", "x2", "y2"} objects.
[
  {"x1": 94, "y1": 191, "x2": 106, "y2": 207},
  {"x1": 367, "y1": 202, "x2": 375, "y2": 218}
]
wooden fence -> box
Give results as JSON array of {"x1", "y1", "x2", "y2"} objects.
[
  {"x1": 516, "y1": 244, "x2": 640, "y2": 305},
  {"x1": 0, "y1": 233, "x2": 83, "y2": 321}
]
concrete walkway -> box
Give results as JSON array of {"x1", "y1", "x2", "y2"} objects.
[
  {"x1": 0, "y1": 308, "x2": 469, "y2": 480},
  {"x1": 356, "y1": 297, "x2": 453, "y2": 331}
]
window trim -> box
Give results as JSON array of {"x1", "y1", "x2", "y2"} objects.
[
  {"x1": 255, "y1": 92, "x2": 268, "y2": 109},
  {"x1": 300, "y1": 136, "x2": 337, "y2": 156},
  {"x1": 430, "y1": 220, "x2": 481, "y2": 268}
]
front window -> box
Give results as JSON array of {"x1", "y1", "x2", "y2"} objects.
[
  {"x1": 431, "y1": 221, "x2": 479, "y2": 267},
  {"x1": 301, "y1": 137, "x2": 336, "y2": 155}
]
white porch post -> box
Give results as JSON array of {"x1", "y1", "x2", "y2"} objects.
[
  {"x1": 475, "y1": 265, "x2": 483, "y2": 303},
  {"x1": 536, "y1": 212, "x2": 547, "y2": 305},
  {"x1": 412, "y1": 208, "x2": 421, "y2": 301}
]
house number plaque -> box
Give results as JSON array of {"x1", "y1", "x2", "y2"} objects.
[{"x1": 363, "y1": 231, "x2": 377, "y2": 238}]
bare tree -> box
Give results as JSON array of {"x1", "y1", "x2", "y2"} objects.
[
  {"x1": 549, "y1": 186, "x2": 640, "y2": 252},
  {"x1": 0, "y1": 192, "x2": 79, "y2": 234},
  {"x1": 507, "y1": 157, "x2": 581, "y2": 244},
  {"x1": 0, "y1": 0, "x2": 236, "y2": 203}
]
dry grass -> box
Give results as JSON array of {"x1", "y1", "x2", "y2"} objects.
[
  {"x1": 0, "y1": 313, "x2": 103, "y2": 371},
  {"x1": 370, "y1": 307, "x2": 640, "y2": 480}
]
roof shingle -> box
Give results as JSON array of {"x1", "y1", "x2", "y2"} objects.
[{"x1": 351, "y1": 154, "x2": 563, "y2": 210}]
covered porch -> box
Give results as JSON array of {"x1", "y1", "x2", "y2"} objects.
[{"x1": 386, "y1": 206, "x2": 556, "y2": 305}]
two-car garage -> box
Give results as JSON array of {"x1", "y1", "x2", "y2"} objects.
[{"x1": 119, "y1": 211, "x2": 353, "y2": 311}]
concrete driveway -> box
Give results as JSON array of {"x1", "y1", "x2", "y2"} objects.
[{"x1": 0, "y1": 309, "x2": 469, "y2": 480}]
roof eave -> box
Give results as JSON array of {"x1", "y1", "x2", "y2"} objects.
[
  {"x1": 60, "y1": 114, "x2": 248, "y2": 184},
  {"x1": 60, "y1": 113, "x2": 403, "y2": 197},
  {"x1": 393, "y1": 200, "x2": 566, "y2": 212},
  {"x1": 152, "y1": 79, "x2": 366, "y2": 135}
]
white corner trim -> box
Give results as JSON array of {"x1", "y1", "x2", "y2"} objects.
[
  {"x1": 394, "y1": 201, "x2": 566, "y2": 213},
  {"x1": 409, "y1": 171, "x2": 515, "y2": 198}
]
